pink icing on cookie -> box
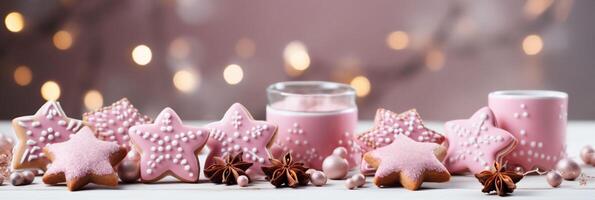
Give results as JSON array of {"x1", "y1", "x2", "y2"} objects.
[
  {"x1": 354, "y1": 108, "x2": 445, "y2": 174},
  {"x1": 443, "y1": 107, "x2": 517, "y2": 174},
  {"x1": 369, "y1": 134, "x2": 448, "y2": 180},
  {"x1": 84, "y1": 98, "x2": 151, "y2": 150},
  {"x1": 205, "y1": 103, "x2": 277, "y2": 176},
  {"x1": 12, "y1": 101, "x2": 84, "y2": 168},
  {"x1": 45, "y1": 126, "x2": 120, "y2": 181},
  {"x1": 129, "y1": 107, "x2": 209, "y2": 182}
]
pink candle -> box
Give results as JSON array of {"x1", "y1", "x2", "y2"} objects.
[
  {"x1": 266, "y1": 81, "x2": 359, "y2": 170},
  {"x1": 489, "y1": 90, "x2": 568, "y2": 171}
]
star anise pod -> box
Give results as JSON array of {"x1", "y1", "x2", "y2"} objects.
[
  {"x1": 261, "y1": 152, "x2": 310, "y2": 188},
  {"x1": 204, "y1": 152, "x2": 253, "y2": 185},
  {"x1": 475, "y1": 162, "x2": 524, "y2": 196}
]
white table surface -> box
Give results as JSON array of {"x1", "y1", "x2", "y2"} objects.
[{"x1": 0, "y1": 121, "x2": 594, "y2": 200}]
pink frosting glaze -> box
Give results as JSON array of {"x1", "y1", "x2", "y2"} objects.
[
  {"x1": 45, "y1": 126, "x2": 120, "y2": 181},
  {"x1": 489, "y1": 90, "x2": 568, "y2": 171},
  {"x1": 369, "y1": 134, "x2": 448, "y2": 180},
  {"x1": 444, "y1": 107, "x2": 517, "y2": 174},
  {"x1": 205, "y1": 103, "x2": 277, "y2": 176},
  {"x1": 354, "y1": 109, "x2": 445, "y2": 174},
  {"x1": 267, "y1": 100, "x2": 359, "y2": 170},
  {"x1": 129, "y1": 107, "x2": 209, "y2": 182},
  {"x1": 84, "y1": 98, "x2": 151, "y2": 150},
  {"x1": 12, "y1": 101, "x2": 84, "y2": 167}
]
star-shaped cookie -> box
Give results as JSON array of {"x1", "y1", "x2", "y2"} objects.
[
  {"x1": 443, "y1": 107, "x2": 517, "y2": 174},
  {"x1": 364, "y1": 134, "x2": 450, "y2": 190},
  {"x1": 204, "y1": 103, "x2": 277, "y2": 176},
  {"x1": 129, "y1": 107, "x2": 209, "y2": 182},
  {"x1": 12, "y1": 101, "x2": 84, "y2": 170},
  {"x1": 42, "y1": 126, "x2": 127, "y2": 191},
  {"x1": 355, "y1": 108, "x2": 445, "y2": 174},
  {"x1": 83, "y1": 98, "x2": 151, "y2": 150}
]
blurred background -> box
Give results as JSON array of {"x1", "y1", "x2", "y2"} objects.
[{"x1": 0, "y1": 0, "x2": 593, "y2": 121}]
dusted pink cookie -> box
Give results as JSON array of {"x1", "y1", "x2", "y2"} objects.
[
  {"x1": 363, "y1": 134, "x2": 450, "y2": 190},
  {"x1": 129, "y1": 108, "x2": 209, "y2": 183},
  {"x1": 205, "y1": 103, "x2": 277, "y2": 176},
  {"x1": 354, "y1": 108, "x2": 445, "y2": 174},
  {"x1": 83, "y1": 98, "x2": 151, "y2": 150},
  {"x1": 444, "y1": 107, "x2": 517, "y2": 174},
  {"x1": 12, "y1": 101, "x2": 84, "y2": 170},
  {"x1": 42, "y1": 126, "x2": 126, "y2": 191}
]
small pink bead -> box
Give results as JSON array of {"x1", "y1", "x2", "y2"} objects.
[{"x1": 237, "y1": 175, "x2": 249, "y2": 187}]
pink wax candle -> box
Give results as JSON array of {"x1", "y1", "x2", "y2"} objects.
[
  {"x1": 266, "y1": 81, "x2": 360, "y2": 170},
  {"x1": 489, "y1": 90, "x2": 568, "y2": 171}
]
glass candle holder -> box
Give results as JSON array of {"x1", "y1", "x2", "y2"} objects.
[{"x1": 266, "y1": 81, "x2": 359, "y2": 170}]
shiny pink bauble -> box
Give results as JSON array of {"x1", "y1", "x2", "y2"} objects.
[
  {"x1": 555, "y1": 158, "x2": 581, "y2": 180},
  {"x1": 580, "y1": 145, "x2": 594, "y2": 164},
  {"x1": 126, "y1": 150, "x2": 141, "y2": 161},
  {"x1": 332, "y1": 147, "x2": 348, "y2": 159},
  {"x1": 118, "y1": 158, "x2": 140, "y2": 183},
  {"x1": 351, "y1": 174, "x2": 365, "y2": 187},
  {"x1": 310, "y1": 171, "x2": 327, "y2": 186},
  {"x1": 237, "y1": 175, "x2": 249, "y2": 187},
  {"x1": 546, "y1": 171, "x2": 562, "y2": 187},
  {"x1": 322, "y1": 155, "x2": 349, "y2": 180},
  {"x1": 21, "y1": 170, "x2": 35, "y2": 184},
  {"x1": 345, "y1": 178, "x2": 357, "y2": 190},
  {"x1": 590, "y1": 153, "x2": 595, "y2": 167}
]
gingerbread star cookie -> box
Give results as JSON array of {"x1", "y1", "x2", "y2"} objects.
[
  {"x1": 83, "y1": 98, "x2": 151, "y2": 150},
  {"x1": 355, "y1": 108, "x2": 445, "y2": 174},
  {"x1": 204, "y1": 103, "x2": 277, "y2": 177},
  {"x1": 443, "y1": 107, "x2": 517, "y2": 174},
  {"x1": 129, "y1": 107, "x2": 209, "y2": 183},
  {"x1": 363, "y1": 134, "x2": 450, "y2": 190},
  {"x1": 42, "y1": 126, "x2": 127, "y2": 191},
  {"x1": 12, "y1": 101, "x2": 84, "y2": 171}
]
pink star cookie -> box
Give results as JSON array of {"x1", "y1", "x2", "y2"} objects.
[
  {"x1": 363, "y1": 134, "x2": 450, "y2": 190},
  {"x1": 12, "y1": 101, "x2": 84, "y2": 170},
  {"x1": 83, "y1": 98, "x2": 151, "y2": 150},
  {"x1": 354, "y1": 108, "x2": 445, "y2": 174},
  {"x1": 129, "y1": 108, "x2": 209, "y2": 183},
  {"x1": 444, "y1": 107, "x2": 517, "y2": 174},
  {"x1": 42, "y1": 126, "x2": 127, "y2": 191},
  {"x1": 204, "y1": 103, "x2": 277, "y2": 177}
]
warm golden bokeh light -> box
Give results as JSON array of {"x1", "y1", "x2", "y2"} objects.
[
  {"x1": 169, "y1": 38, "x2": 191, "y2": 59},
  {"x1": 83, "y1": 90, "x2": 104, "y2": 111},
  {"x1": 14, "y1": 65, "x2": 32, "y2": 86},
  {"x1": 41, "y1": 81, "x2": 61, "y2": 101},
  {"x1": 52, "y1": 30, "x2": 73, "y2": 50},
  {"x1": 4, "y1": 12, "x2": 24, "y2": 33},
  {"x1": 223, "y1": 64, "x2": 244, "y2": 85},
  {"x1": 283, "y1": 41, "x2": 311, "y2": 71},
  {"x1": 425, "y1": 49, "x2": 445, "y2": 71},
  {"x1": 173, "y1": 69, "x2": 199, "y2": 93},
  {"x1": 235, "y1": 37, "x2": 256, "y2": 58},
  {"x1": 132, "y1": 45, "x2": 152, "y2": 66},
  {"x1": 386, "y1": 31, "x2": 409, "y2": 50},
  {"x1": 524, "y1": 0, "x2": 553, "y2": 18},
  {"x1": 350, "y1": 76, "x2": 371, "y2": 97},
  {"x1": 522, "y1": 34, "x2": 544, "y2": 55}
]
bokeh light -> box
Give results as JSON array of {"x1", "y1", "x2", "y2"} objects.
[
  {"x1": 169, "y1": 37, "x2": 191, "y2": 59},
  {"x1": 386, "y1": 31, "x2": 409, "y2": 50},
  {"x1": 53, "y1": 30, "x2": 73, "y2": 50},
  {"x1": 350, "y1": 76, "x2": 371, "y2": 97},
  {"x1": 132, "y1": 45, "x2": 152, "y2": 66},
  {"x1": 283, "y1": 41, "x2": 311, "y2": 72},
  {"x1": 524, "y1": 0, "x2": 553, "y2": 18},
  {"x1": 14, "y1": 65, "x2": 32, "y2": 86},
  {"x1": 235, "y1": 37, "x2": 256, "y2": 58},
  {"x1": 425, "y1": 49, "x2": 445, "y2": 71},
  {"x1": 223, "y1": 64, "x2": 243, "y2": 85},
  {"x1": 41, "y1": 81, "x2": 61, "y2": 101},
  {"x1": 173, "y1": 69, "x2": 199, "y2": 93},
  {"x1": 522, "y1": 34, "x2": 544, "y2": 55},
  {"x1": 4, "y1": 12, "x2": 24, "y2": 33},
  {"x1": 83, "y1": 90, "x2": 104, "y2": 110}
]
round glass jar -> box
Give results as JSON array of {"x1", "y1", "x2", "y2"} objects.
[{"x1": 266, "y1": 81, "x2": 359, "y2": 170}]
